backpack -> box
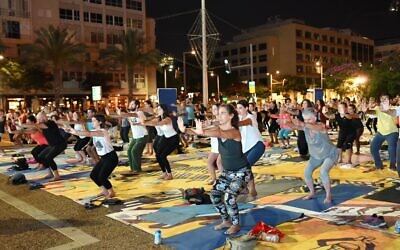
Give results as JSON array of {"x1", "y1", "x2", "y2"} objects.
[
  {"x1": 12, "y1": 158, "x2": 29, "y2": 171},
  {"x1": 182, "y1": 187, "x2": 212, "y2": 205},
  {"x1": 9, "y1": 173, "x2": 27, "y2": 185}
]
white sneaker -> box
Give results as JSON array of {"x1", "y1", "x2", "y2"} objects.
[{"x1": 340, "y1": 163, "x2": 354, "y2": 169}]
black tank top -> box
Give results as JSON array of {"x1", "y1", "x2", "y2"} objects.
[{"x1": 218, "y1": 138, "x2": 250, "y2": 171}]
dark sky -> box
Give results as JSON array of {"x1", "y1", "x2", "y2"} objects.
[{"x1": 146, "y1": 0, "x2": 400, "y2": 56}]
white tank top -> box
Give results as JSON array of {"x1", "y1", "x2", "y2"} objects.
[
  {"x1": 129, "y1": 112, "x2": 148, "y2": 139},
  {"x1": 155, "y1": 125, "x2": 164, "y2": 136},
  {"x1": 160, "y1": 121, "x2": 177, "y2": 138},
  {"x1": 239, "y1": 113, "x2": 263, "y2": 153},
  {"x1": 92, "y1": 129, "x2": 114, "y2": 156},
  {"x1": 210, "y1": 137, "x2": 219, "y2": 153}
]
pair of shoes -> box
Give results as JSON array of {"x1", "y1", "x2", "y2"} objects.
[
  {"x1": 360, "y1": 214, "x2": 387, "y2": 228},
  {"x1": 339, "y1": 163, "x2": 354, "y2": 169}
]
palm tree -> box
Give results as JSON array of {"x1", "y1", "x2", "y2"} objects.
[
  {"x1": 100, "y1": 30, "x2": 159, "y2": 101},
  {"x1": 21, "y1": 25, "x2": 85, "y2": 106}
]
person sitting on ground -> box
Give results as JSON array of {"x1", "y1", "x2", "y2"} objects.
[{"x1": 288, "y1": 108, "x2": 339, "y2": 204}]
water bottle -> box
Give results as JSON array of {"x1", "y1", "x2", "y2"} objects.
[
  {"x1": 259, "y1": 232, "x2": 280, "y2": 243},
  {"x1": 395, "y1": 219, "x2": 400, "y2": 234},
  {"x1": 154, "y1": 230, "x2": 162, "y2": 245}
]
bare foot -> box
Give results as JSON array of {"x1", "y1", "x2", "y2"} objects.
[
  {"x1": 159, "y1": 173, "x2": 167, "y2": 179},
  {"x1": 107, "y1": 190, "x2": 116, "y2": 198},
  {"x1": 207, "y1": 179, "x2": 216, "y2": 185},
  {"x1": 50, "y1": 176, "x2": 61, "y2": 182},
  {"x1": 324, "y1": 195, "x2": 332, "y2": 204},
  {"x1": 164, "y1": 173, "x2": 173, "y2": 180},
  {"x1": 214, "y1": 221, "x2": 232, "y2": 230},
  {"x1": 224, "y1": 225, "x2": 240, "y2": 235},
  {"x1": 303, "y1": 193, "x2": 315, "y2": 200},
  {"x1": 250, "y1": 191, "x2": 258, "y2": 197}
]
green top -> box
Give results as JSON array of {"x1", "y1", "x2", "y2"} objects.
[
  {"x1": 218, "y1": 138, "x2": 250, "y2": 171},
  {"x1": 376, "y1": 108, "x2": 397, "y2": 135}
]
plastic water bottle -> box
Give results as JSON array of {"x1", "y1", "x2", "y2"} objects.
[
  {"x1": 395, "y1": 219, "x2": 400, "y2": 234},
  {"x1": 260, "y1": 232, "x2": 280, "y2": 243},
  {"x1": 154, "y1": 230, "x2": 162, "y2": 245}
]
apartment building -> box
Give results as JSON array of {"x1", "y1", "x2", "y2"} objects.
[
  {"x1": 375, "y1": 38, "x2": 400, "y2": 63},
  {"x1": 215, "y1": 19, "x2": 374, "y2": 89},
  {"x1": 0, "y1": 0, "x2": 156, "y2": 110}
]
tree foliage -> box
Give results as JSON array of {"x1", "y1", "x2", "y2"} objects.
[
  {"x1": 100, "y1": 30, "x2": 159, "y2": 101},
  {"x1": 21, "y1": 25, "x2": 85, "y2": 106}
]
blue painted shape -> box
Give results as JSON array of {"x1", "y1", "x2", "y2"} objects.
[
  {"x1": 142, "y1": 204, "x2": 255, "y2": 226},
  {"x1": 283, "y1": 184, "x2": 375, "y2": 212},
  {"x1": 163, "y1": 207, "x2": 303, "y2": 250}
]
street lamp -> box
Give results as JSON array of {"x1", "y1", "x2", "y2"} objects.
[
  {"x1": 183, "y1": 50, "x2": 196, "y2": 92},
  {"x1": 316, "y1": 61, "x2": 323, "y2": 89},
  {"x1": 266, "y1": 70, "x2": 280, "y2": 95},
  {"x1": 209, "y1": 71, "x2": 220, "y2": 102}
]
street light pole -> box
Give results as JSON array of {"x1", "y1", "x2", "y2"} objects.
[
  {"x1": 164, "y1": 68, "x2": 167, "y2": 88},
  {"x1": 216, "y1": 74, "x2": 220, "y2": 102},
  {"x1": 183, "y1": 51, "x2": 195, "y2": 92}
]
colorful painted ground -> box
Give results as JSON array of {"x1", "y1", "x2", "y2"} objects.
[{"x1": 1, "y1": 134, "x2": 399, "y2": 250}]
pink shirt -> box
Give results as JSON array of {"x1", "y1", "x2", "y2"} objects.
[{"x1": 31, "y1": 132, "x2": 48, "y2": 145}]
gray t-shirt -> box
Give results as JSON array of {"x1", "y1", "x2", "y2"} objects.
[{"x1": 304, "y1": 127, "x2": 338, "y2": 160}]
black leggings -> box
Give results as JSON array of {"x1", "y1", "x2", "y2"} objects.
[
  {"x1": 74, "y1": 137, "x2": 91, "y2": 151},
  {"x1": 156, "y1": 134, "x2": 179, "y2": 173},
  {"x1": 153, "y1": 135, "x2": 163, "y2": 155},
  {"x1": 297, "y1": 130, "x2": 308, "y2": 156},
  {"x1": 90, "y1": 150, "x2": 118, "y2": 189},
  {"x1": 366, "y1": 118, "x2": 377, "y2": 134},
  {"x1": 355, "y1": 127, "x2": 364, "y2": 153},
  {"x1": 38, "y1": 142, "x2": 67, "y2": 170},
  {"x1": 31, "y1": 144, "x2": 48, "y2": 162}
]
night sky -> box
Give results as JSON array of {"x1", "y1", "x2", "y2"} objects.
[{"x1": 146, "y1": 0, "x2": 400, "y2": 56}]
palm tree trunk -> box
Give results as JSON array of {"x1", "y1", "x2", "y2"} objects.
[
  {"x1": 127, "y1": 66, "x2": 134, "y2": 102},
  {"x1": 53, "y1": 68, "x2": 62, "y2": 107}
]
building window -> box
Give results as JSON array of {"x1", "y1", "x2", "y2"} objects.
[
  {"x1": 322, "y1": 35, "x2": 328, "y2": 41},
  {"x1": 259, "y1": 66, "x2": 267, "y2": 74},
  {"x1": 240, "y1": 69, "x2": 248, "y2": 76},
  {"x1": 313, "y1": 33, "x2": 320, "y2": 40},
  {"x1": 337, "y1": 48, "x2": 342, "y2": 55},
  {"x1": 215, "y1": 52, "x2": 221, "y2": 58},
  {"x1": 296, "y1": 42, "x2": 303, "y2": 49},
  {"x1": 4, "y1": 20, "x2": 20, "y2": 39},
  {"x1": 84, "y1": 12, "x2": 89, "y2": 22},
  {"x1": 305, "y1": 43, "x2": 312, "y2": 50},
  {"x1": 127, "y1": 18, "x2": 142, "y2": 29},
  {"x1": 114, "y1": 16, "x2": 123, "y2": 26},
  {"x1": 90, "y1": 13, "x2": 102, "y2": 23},
  {"x1": 296, "y1": 29, "x2": 303, "y2": 37},
  {"x1": 91, "y1": 32, "x2": 104, "y2": 43},
  {"x1": 252, "y1": 56, "x2": 256, "y2": 63},
  {"x1": 231, "y1": 59, "x2": 238, "y2": 66},
  {"x1": 305, "y1": 54, "x2": 311, "y2": 62},
  {"x1": 296, "y1": 53, "x2": 303, "y2": 61},
  {"x1": 337, "y1": 38, "x2": 342, "y2": 45},
  {"x1": 314, "y1": 44, "x2": 320, "y2": 51},
  {"x1": 134, "y1": 73, "x2": 145, "y2": 88},
  {"x1": 105, "y1": 0, "x2": 122, "y2": 7},
  {"x1": 344, "y1": 39, "x2": 349, "y2": 46},
  {"x1": 240, "y1": 47, "x2": 247, "y2": 54},
  {"x1": 106, "y1": 15, "x2": 113, "y2": 25},
  {"x1": 59, "y1": 8, "x2": 73, "y2": 20},
  {"x1": 296, "y1": 65, "x2": 304, "y2": 73},
  {"x1": 126, "y1": 0, "x2": 142, "y2": 11},
  {"x1": 259, "y1": 54, "x2": 267, "y2": 62},
  {"x1": 107, "y1": 33, "x2": 122, "y2": 44},
  {"x1": 222, "y1": 50, "x2": 229, "y2": 57},
  {"x1": 330, "y1": 47, "x2": 335, "y2": 54},
  {"x1": 240, "y1": 57, "x2": 247, "y2": 65},
  {"x1": 231, "y1": 48, "x2": 238, "y2": 55},
  {"x1": 344, "y1": 49, "x2": 349, "y2": 56},
  {"x1": 252, "y1": 44, "x2": 257, "y2": 52},
  {"x1": 322, "y1": 46, "x2": 328, "y2": 53},
  {"x1": 329, "y1": 36, "x2": 335, "y2": 43},
  {"x1": 258, "y1": 43, "x2": 267, "y2": 50},
  {"x1": 88, "y1": 0, "x2": 102, "y2": 4},
  {"x1": 74, "y1": 10, "x2": 80, "y2": 20},
  {"x1": 305, "y1": 31, "x2": 311, "y2": 39}
]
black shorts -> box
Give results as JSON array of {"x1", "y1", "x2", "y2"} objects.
[
  {"x1": 74, "y1": 137, "x2": 91, "y2": 151},
  {"x1": 337, "y1": 132, "x2": 356, "y2": 150}
]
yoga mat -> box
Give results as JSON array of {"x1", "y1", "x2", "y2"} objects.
[
  {"x1": 364, "y1": 185, "x2": 400, "y2": 204},
  {"x1": 283, "y1": 184, "x2": 376, "y2": 212},
  {"x1": 265, "y1": 147, "x2": 285, "y2": 154},
  {"x1": 0, "y1": 161, "x2": 13, "y2": 167},
  {"x1": 237, "y1": 179, "x2": 304, "y2": 203},
  {"x1": 282, "y1": 156, "x2": 306, "y2": 163},
  {"x1": 142, "y1": 203, "x2": 255, "y2": 226},
  {"x1": 163, "y1": 207, "x2": 303, "y2": 250}
]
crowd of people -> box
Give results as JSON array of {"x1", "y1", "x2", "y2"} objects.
[{"x1": 0, "y1": 94, "x2": 400, "y2": 235}]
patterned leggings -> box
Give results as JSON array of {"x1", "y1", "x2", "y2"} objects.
[{"x1": 210, "y1": 167, "x2": 251, "y2": 225}]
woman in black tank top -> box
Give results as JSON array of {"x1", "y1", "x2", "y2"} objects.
[{"x1": 178, "y1": 104, "x2": 251, "y2": 235}]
